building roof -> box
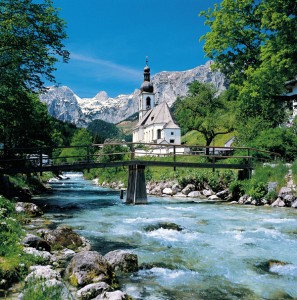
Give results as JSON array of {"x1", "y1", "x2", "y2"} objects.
[{"x1": 135, "y1": 101, "x2": 180, "y2": 129}]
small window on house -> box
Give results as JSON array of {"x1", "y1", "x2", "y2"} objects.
[
  {"x1": 151, "y1": 116, "x2": 154, "y2": 121},
  {"x1": 171, "y1": 132, "x2": 174, "y2": 135},
  {"x1": 170, "y1": 139, "x2": 175, "y2": 143}
]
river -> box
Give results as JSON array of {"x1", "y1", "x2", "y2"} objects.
[{"x1": 32, "y1": 172, "x2": 297, "y2": 300}]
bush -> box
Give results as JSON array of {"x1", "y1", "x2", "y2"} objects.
[
  {"x1": 22, "y1": 278, "x2": 71, "y2": 300},
  {"x1": 246, "y1": 181, "x2": 267, "y2": 200},
  {"x1": 229, "y1": 180, "x2": 247, "y2": 199},
  {"x1": 178, "y1": 169, "x2": 236, "y2": 191}
]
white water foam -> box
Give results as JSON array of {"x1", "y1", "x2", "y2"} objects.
[
  {"x1": 164, "y1": 206, "x2": 193, "y2": 211},
  {"x1": 146, "y1": 228, "x2": 199, "y2": 242},
  {"x1": 270, "y1": 264, "x2": 297, "y2": 277}
]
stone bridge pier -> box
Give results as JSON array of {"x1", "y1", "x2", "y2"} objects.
[{"x1": 126, "y1": 164, "x2": 147, "y2": 204}]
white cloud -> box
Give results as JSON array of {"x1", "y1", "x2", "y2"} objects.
[{"x1": 70, "y1": 53, "x2": 141, "y2": 81}]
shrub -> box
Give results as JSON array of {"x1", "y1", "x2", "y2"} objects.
[{"x1": 22, "y1": 278, "x2": 71, "y2": 300}]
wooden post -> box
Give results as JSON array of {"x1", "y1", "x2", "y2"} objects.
[
  {"x1": 39, "y1": 148, "x2": 43, "y2": 176},
  {"x1": 131, "y1": 144, "x2": 135, "y2": 160},
  {"x1": 212, "y1": 146, "x2": 215, "y2": 172},
  {"x1": 173, "y1": 145, "x2": 176, "y2": 171},
  {"x1": 126, "y1": 164, "x2": 147, "y2": 204},
  {"x1": 248, "y1": 148, "x2": 252, "y2": 179}
]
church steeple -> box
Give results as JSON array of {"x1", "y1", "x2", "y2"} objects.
[
  {"x1": 139, "y1": 57, "x2": 155, "y2": 120},
  {"x1": 140, "y1": 57, "x2": 154, "y2": 93}
]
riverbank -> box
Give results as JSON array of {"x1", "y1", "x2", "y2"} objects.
[
  {"x1": 98, "y1": 166, "x2": 297, "y2": 209},
  {"x1": 0, "y1": 174, "x2": 138, "y2": 299},
  {"x1": 0, "y1": 196, "x2": 137, "y2": 299}
]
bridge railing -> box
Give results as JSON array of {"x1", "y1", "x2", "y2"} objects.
[{"x1": 0, "y1": 142, "x2": 281, "y2": 174}]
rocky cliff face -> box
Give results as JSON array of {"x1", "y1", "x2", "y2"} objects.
[{"x1": 40, "y1": 61, "x2": 227, "y2": 127}]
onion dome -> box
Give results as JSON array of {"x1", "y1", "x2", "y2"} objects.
[
  {"x1": 140, "y1": 81, "x2": 154, "y2": 93},
  {"x1": 140, "y1": 57, "x2": 154, "y2": 93}
]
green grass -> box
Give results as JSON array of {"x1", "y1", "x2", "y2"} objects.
[
  {"x1": 0, "y1": 196, "x2": 47, "y2": 290},
  {"x1": 252, "y1": 163, "x2": 288, "y2": 189},
  {"x1": 292, "y1": 160, "x2": 297, "y2": 186},
  {"x1": 229, "y1": 163, "x2": 289, "y2": 201},
  {"x1": 181, "y1": 130, "x2": 236, "y2": 146}
]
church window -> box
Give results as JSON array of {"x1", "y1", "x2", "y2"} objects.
[
  {"x1": 146, "y1": 97, "x2": 151, "y2": 109},
  {"x1": 157, "y1": 129, "x2": 161, "y2": 139},
  {"x1": 170, "y1": 139, "x2": 175, "y2": 144},
  {"x1": 171, "y1": 132, "x2": 174, "y2": 135}
]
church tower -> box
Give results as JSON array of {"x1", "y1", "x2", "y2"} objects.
[{"x1": 139, "y1": 57, "x2": 155, "y2": 120}]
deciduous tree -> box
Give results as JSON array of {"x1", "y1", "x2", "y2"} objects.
[
  {"x1": 200, "y1": 0, "x2": 297, "y2": 141},
  {"x1": 0, "y1": 0, "x2": 69, "y2": 92},
  {"x1": 0, "y1": 0, "x2": 69, "y2": 148},
  {"x1": 174, "y1": 81, "x2": 234, "y2": 154}
]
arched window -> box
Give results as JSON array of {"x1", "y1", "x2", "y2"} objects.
[
  {"x1": 146, "y1": 97, "x2": 151, "y2": 109},
  {"x1": 157, "y1": 129, "x2": 161, "y2": 139}
]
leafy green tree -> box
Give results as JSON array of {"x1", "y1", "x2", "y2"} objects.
[
  {"x1": 0, "y1": 0, "x2": 69, "y2": 150},
  {"x1": 0, "y1": 92, "x2": 53, "y2": 148},
  {"x1": 200, "y1": 0, "x2": 297, "y2": 141},
  {"x1": 249, "y1": 126, "x2": 297, "y2": 162},
  {"x1": 174, "y1": 81, "x2": 234, "y2": 154},
  {"x1": 58, "y1": 129, "x2": 93, "y2": 163},
  {"x1": 0, "y1": 0, "x2": 69, "y2": 92},
  {"x1": 87, "y1": 119, "x2": 123, "y2": 144},
  {"x1": 96, "y1": 139, "x2": 129, "y2": 163}
]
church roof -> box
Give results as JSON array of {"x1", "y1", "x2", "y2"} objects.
[{"x1": 135, "y1": 102, "x2": 180, "y2": 129}]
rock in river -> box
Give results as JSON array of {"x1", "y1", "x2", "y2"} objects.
[
  {"x1": 104, "y1": 250, "x2": 138, "y2": 273},
  {"x1": 65, "y1": 251, "x2": 115, "y2": 287}
]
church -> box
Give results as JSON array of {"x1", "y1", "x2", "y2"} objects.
[{"x1": 132, "y1": 60, "x2": 181, "y2": 144}]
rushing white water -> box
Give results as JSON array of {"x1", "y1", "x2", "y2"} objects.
[{"x1": 33, "y1": 172, "x2": 297, "y2": 300}]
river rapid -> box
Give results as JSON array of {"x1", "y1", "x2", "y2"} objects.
[{"x1": 32, "y1": 172, "x2": 297, "y2": 300}]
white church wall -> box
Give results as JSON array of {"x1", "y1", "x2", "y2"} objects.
[{"x1": 163, "y1": 128, "x2": 181, "y2": 144}]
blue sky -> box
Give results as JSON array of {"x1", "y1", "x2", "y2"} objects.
[{"x1": 51, "y1": 0, "x2": 218, "y2": 98}]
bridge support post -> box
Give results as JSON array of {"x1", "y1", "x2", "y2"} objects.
[{"x1": 126, "y1": 164, "x2": 147, "y2": 205}]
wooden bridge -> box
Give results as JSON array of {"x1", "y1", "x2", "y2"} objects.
[{"x1": 0, "y1": 142, "x2": 280, "y2": 204}]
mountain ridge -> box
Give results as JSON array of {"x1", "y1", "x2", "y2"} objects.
[{"x1": 39, "y1": 61, "x2": 227, "y2": 127}]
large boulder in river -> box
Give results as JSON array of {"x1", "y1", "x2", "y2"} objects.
[
  {"x1": 15, "y1": 202, "x2": 43, "y2": 217},
  {"x1": 44, "y1": 226, "x2": 84, "y2": 250},
  {"x1": 65, "y1": 251, "x2": 115, "y2": 287},
  {"x1": 104, "y1": 250, "x2": 138, "y2": 273},
  {"x1": 144, "y1": 222, "x2": 183, "y2": 232}
]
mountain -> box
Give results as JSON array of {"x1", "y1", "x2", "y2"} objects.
[{"x1": 40, "y1": 61, "x2": 227, "y2": 127}]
